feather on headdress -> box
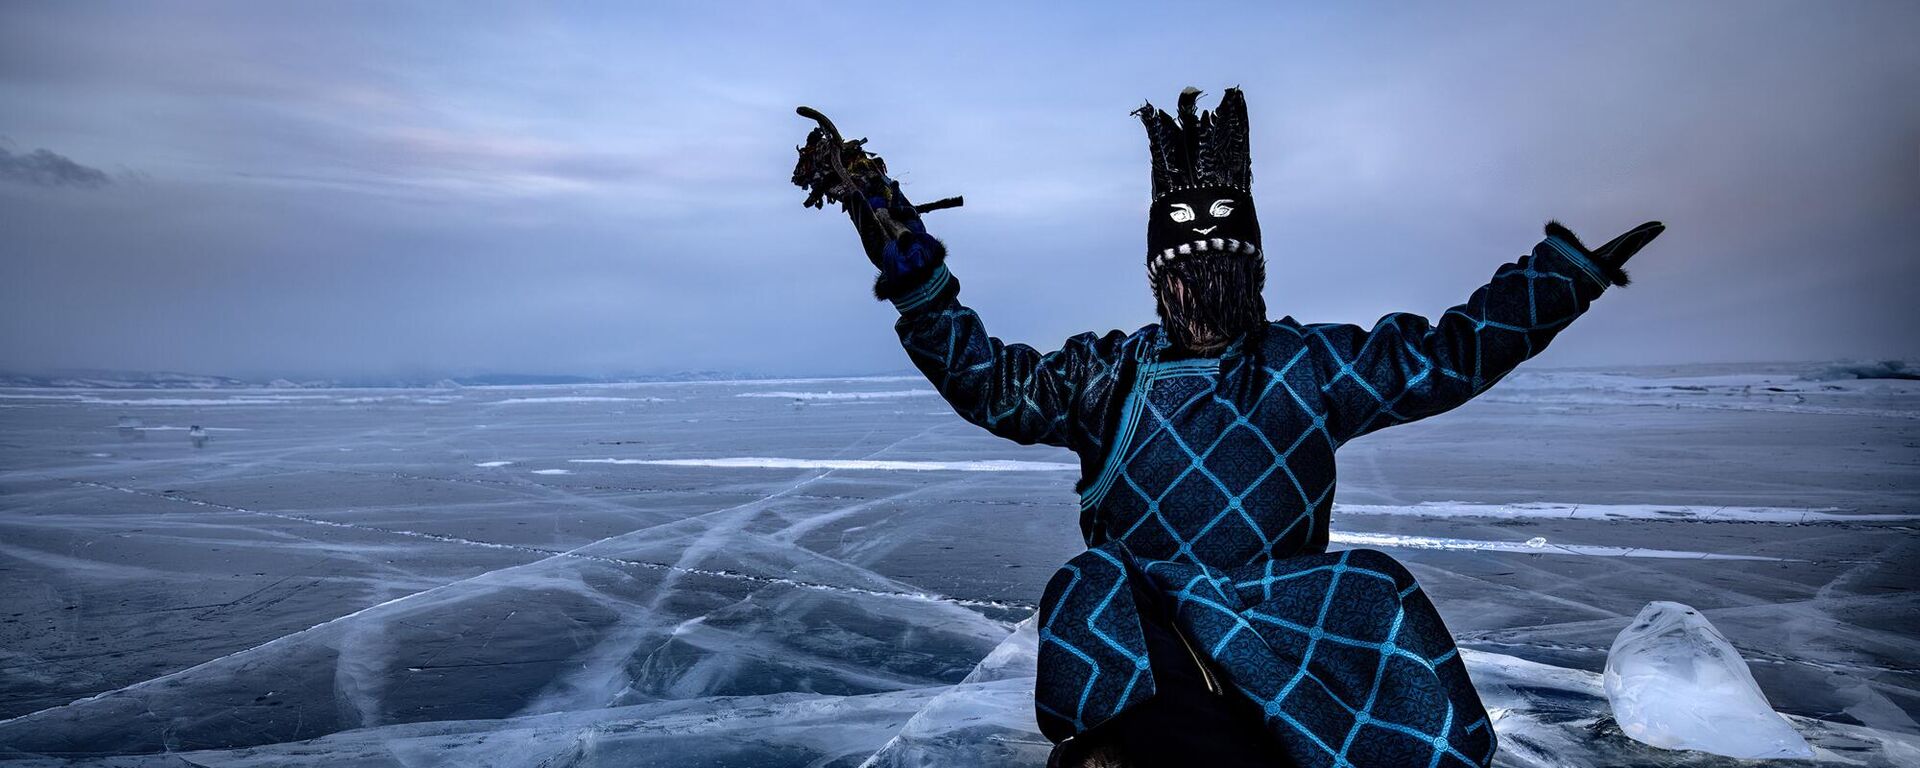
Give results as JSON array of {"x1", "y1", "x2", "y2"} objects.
[{"x1": 1132, "y1": 87, "x2": 1252, "y2": 201}]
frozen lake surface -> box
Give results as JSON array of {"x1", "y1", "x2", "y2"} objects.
[{"x1": 1, "y1": 363, "x2": 1916, "y2": 766}]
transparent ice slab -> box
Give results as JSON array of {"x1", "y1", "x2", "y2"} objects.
[
  {"x1": 861, "y1": 618, "x2": 1920, "y2": 768},
  {"x1": 1604, "y1": 601, "x2": 1813, "y2": 759}
]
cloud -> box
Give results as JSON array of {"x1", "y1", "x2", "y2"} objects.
[
  {"x1": 0, "y1": 145, "x2": 111, "y2": 188},
  {"x1": 0, "y1": 3, "x2": 1913, "y2": 378}
]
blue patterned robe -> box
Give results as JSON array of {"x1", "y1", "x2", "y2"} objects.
[{"x1": 886, "y1": 235, "x2": 1615, "y2": 767}]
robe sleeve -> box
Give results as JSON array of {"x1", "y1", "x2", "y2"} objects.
[
  {"x1": 889, "y1": 264, "x2": 1122, "y2": 451},
  {"x1": 1306, "y1": 235, "x2": 1616, "y2": 444}
]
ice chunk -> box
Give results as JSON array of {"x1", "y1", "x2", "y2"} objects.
[
  {"x1": 860, "y1": 617, "x2": 1048, "y2": 768},
  {"x1": 1603, "y1": 601, "x2": 1814, "y2": 759},
  {"x1": 116, "y1": 415, "x2": 146, "y2": 442}
]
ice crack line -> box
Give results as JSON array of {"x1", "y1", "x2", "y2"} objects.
[
  {"x1": 64, "y1": 480, "x2": 1034, "y2": 613},
  {"x1": 321, "y1": 464, "x2": 1070, "y2": 511}
]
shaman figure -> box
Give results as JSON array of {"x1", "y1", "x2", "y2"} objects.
[{"x1": 792, "y1": 87, "x2": 1663, "y2": 767}]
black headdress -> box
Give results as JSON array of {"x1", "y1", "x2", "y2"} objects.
[
  {"x1": 1136, "y1": 87, "x2": 1266, "y2": 354},
  {"x1": 1135, "y1": 87, "x2": 1262, "y2": 282},
  {"x1": 1136, "y1": 86, "x2": 1253, "y2": 198}
]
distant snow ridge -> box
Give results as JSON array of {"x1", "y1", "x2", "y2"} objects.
[
  {"x1": 122, "y1": 425, "x2": 250, "y2": 432},
  {"x1": 1333, "y1": 501, "x2": 1920, "y2": 524},
  {"x1": 489, "y1": 396, "x2": 665, "y2": 405},
  {"x1": 85, "y1": 397, "x2": 300, "y2": 406},
  {"x1": 737, "y1": 390, "x2": 938, "y2": 401},
  {"x1": 2, "y1": 393, "x2": 304, "y2": 406},
  {"x1": 1813, "y1": 359, "x2": 1918, "y2": 381},
  {"x1": 1328, "y1": 532, "x2": 1791, "y2": 561},
  {"x1": 1482, "y1": 365, "x2": 1920, "y2": 419},
  {"x1": 570, "y1": 457, "x2": 1076, "y2": 472},
  {"x1": 5, "y1": 392, "x2": 475, "y2": 407}
]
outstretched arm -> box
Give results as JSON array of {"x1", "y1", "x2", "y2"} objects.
[
  {"x1": 791, "y1": 108, "x2": 1121, "y2": 451},
  {"x1": 1307, "y1": 221, "x2": 1664, "y2": 444},
  {"x1": 889, "y1": 265, "x2": 1125, "y2": 449},
  {"x1": 864, "y1": 195, "x2": 1122, "y2": 451}
]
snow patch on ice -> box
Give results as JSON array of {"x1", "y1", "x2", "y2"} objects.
[
  {"x1": 1331, "y1": 531, "x2": 1793, "y2": 560},
  {"x1": 530, "y1": 469, "x2": 572, "y2": 475},
  {"x1": 336, "y1": 394, "x2": 459, "y2": 404},
  {"x1": 119, "y1": 425, "x2": 250, "y2": 432},
  {"x1": 738, "y1": 390, "x2": 939, "y2": 401},
  {"x1": 569, "y1": 457, "x2": 1078, "y2": 472},
  {"x1": 1333, "y1": 501, "x2": 1919, "y2": 524},
  {"x1": 460, "y1": 374, "x2": 926, "y2": 390},
  {"x1": 489, "y1": 396, "x2": 664, "y2": 405},
  {"x1": 473, "y1": 461, "x2": 514, "y2": 468},
  {"x1": 66, "y1": 397, "x2": 292, "y2": 406},
  {"x1": 10, "y1": 393, "x2": 347, "y2": 406}
]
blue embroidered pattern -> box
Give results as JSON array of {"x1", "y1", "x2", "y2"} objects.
[{"x1": 893, "y1": 239, "x2": 1610, "y2": 767}]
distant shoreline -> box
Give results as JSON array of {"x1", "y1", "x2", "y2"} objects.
[{"x1": 0, "y1": 359, "x2": 1912, "y2": 390}]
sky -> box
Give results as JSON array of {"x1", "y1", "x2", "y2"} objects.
[{"x1": 0, "y1": 1, "x2": 1915, "y2": 380}]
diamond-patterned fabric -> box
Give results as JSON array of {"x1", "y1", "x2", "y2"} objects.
[
  {"x1": 1138, "y1": 549, "x2": 1494, "y2": 767},
  {"x1": 893, "y1": 239, "x2": 1610, "y2": 766}
]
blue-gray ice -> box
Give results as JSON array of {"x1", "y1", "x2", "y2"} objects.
[{"x1": 0, "y1": 363, "x2": 1916, "y2": 766}]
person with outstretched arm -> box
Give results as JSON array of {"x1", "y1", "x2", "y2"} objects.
[{"x1": 791, "y1": 87, "x2": 1663, "y2": 768}]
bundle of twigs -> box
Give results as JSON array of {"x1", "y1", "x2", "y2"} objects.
[{"x1": 790, "y1": 106, "x2": 961, "y2": 218}]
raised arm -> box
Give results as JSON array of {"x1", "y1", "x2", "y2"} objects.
[
  {"x1": 888, "y1": 265, "x2": 1124, "y2": 449},
  {"x1": 790, "y1": 108, "x2": 1122, "y2": 451},
  {"x1": 1307, "y1": 221, "x2": 1664, "y2": 444}
]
